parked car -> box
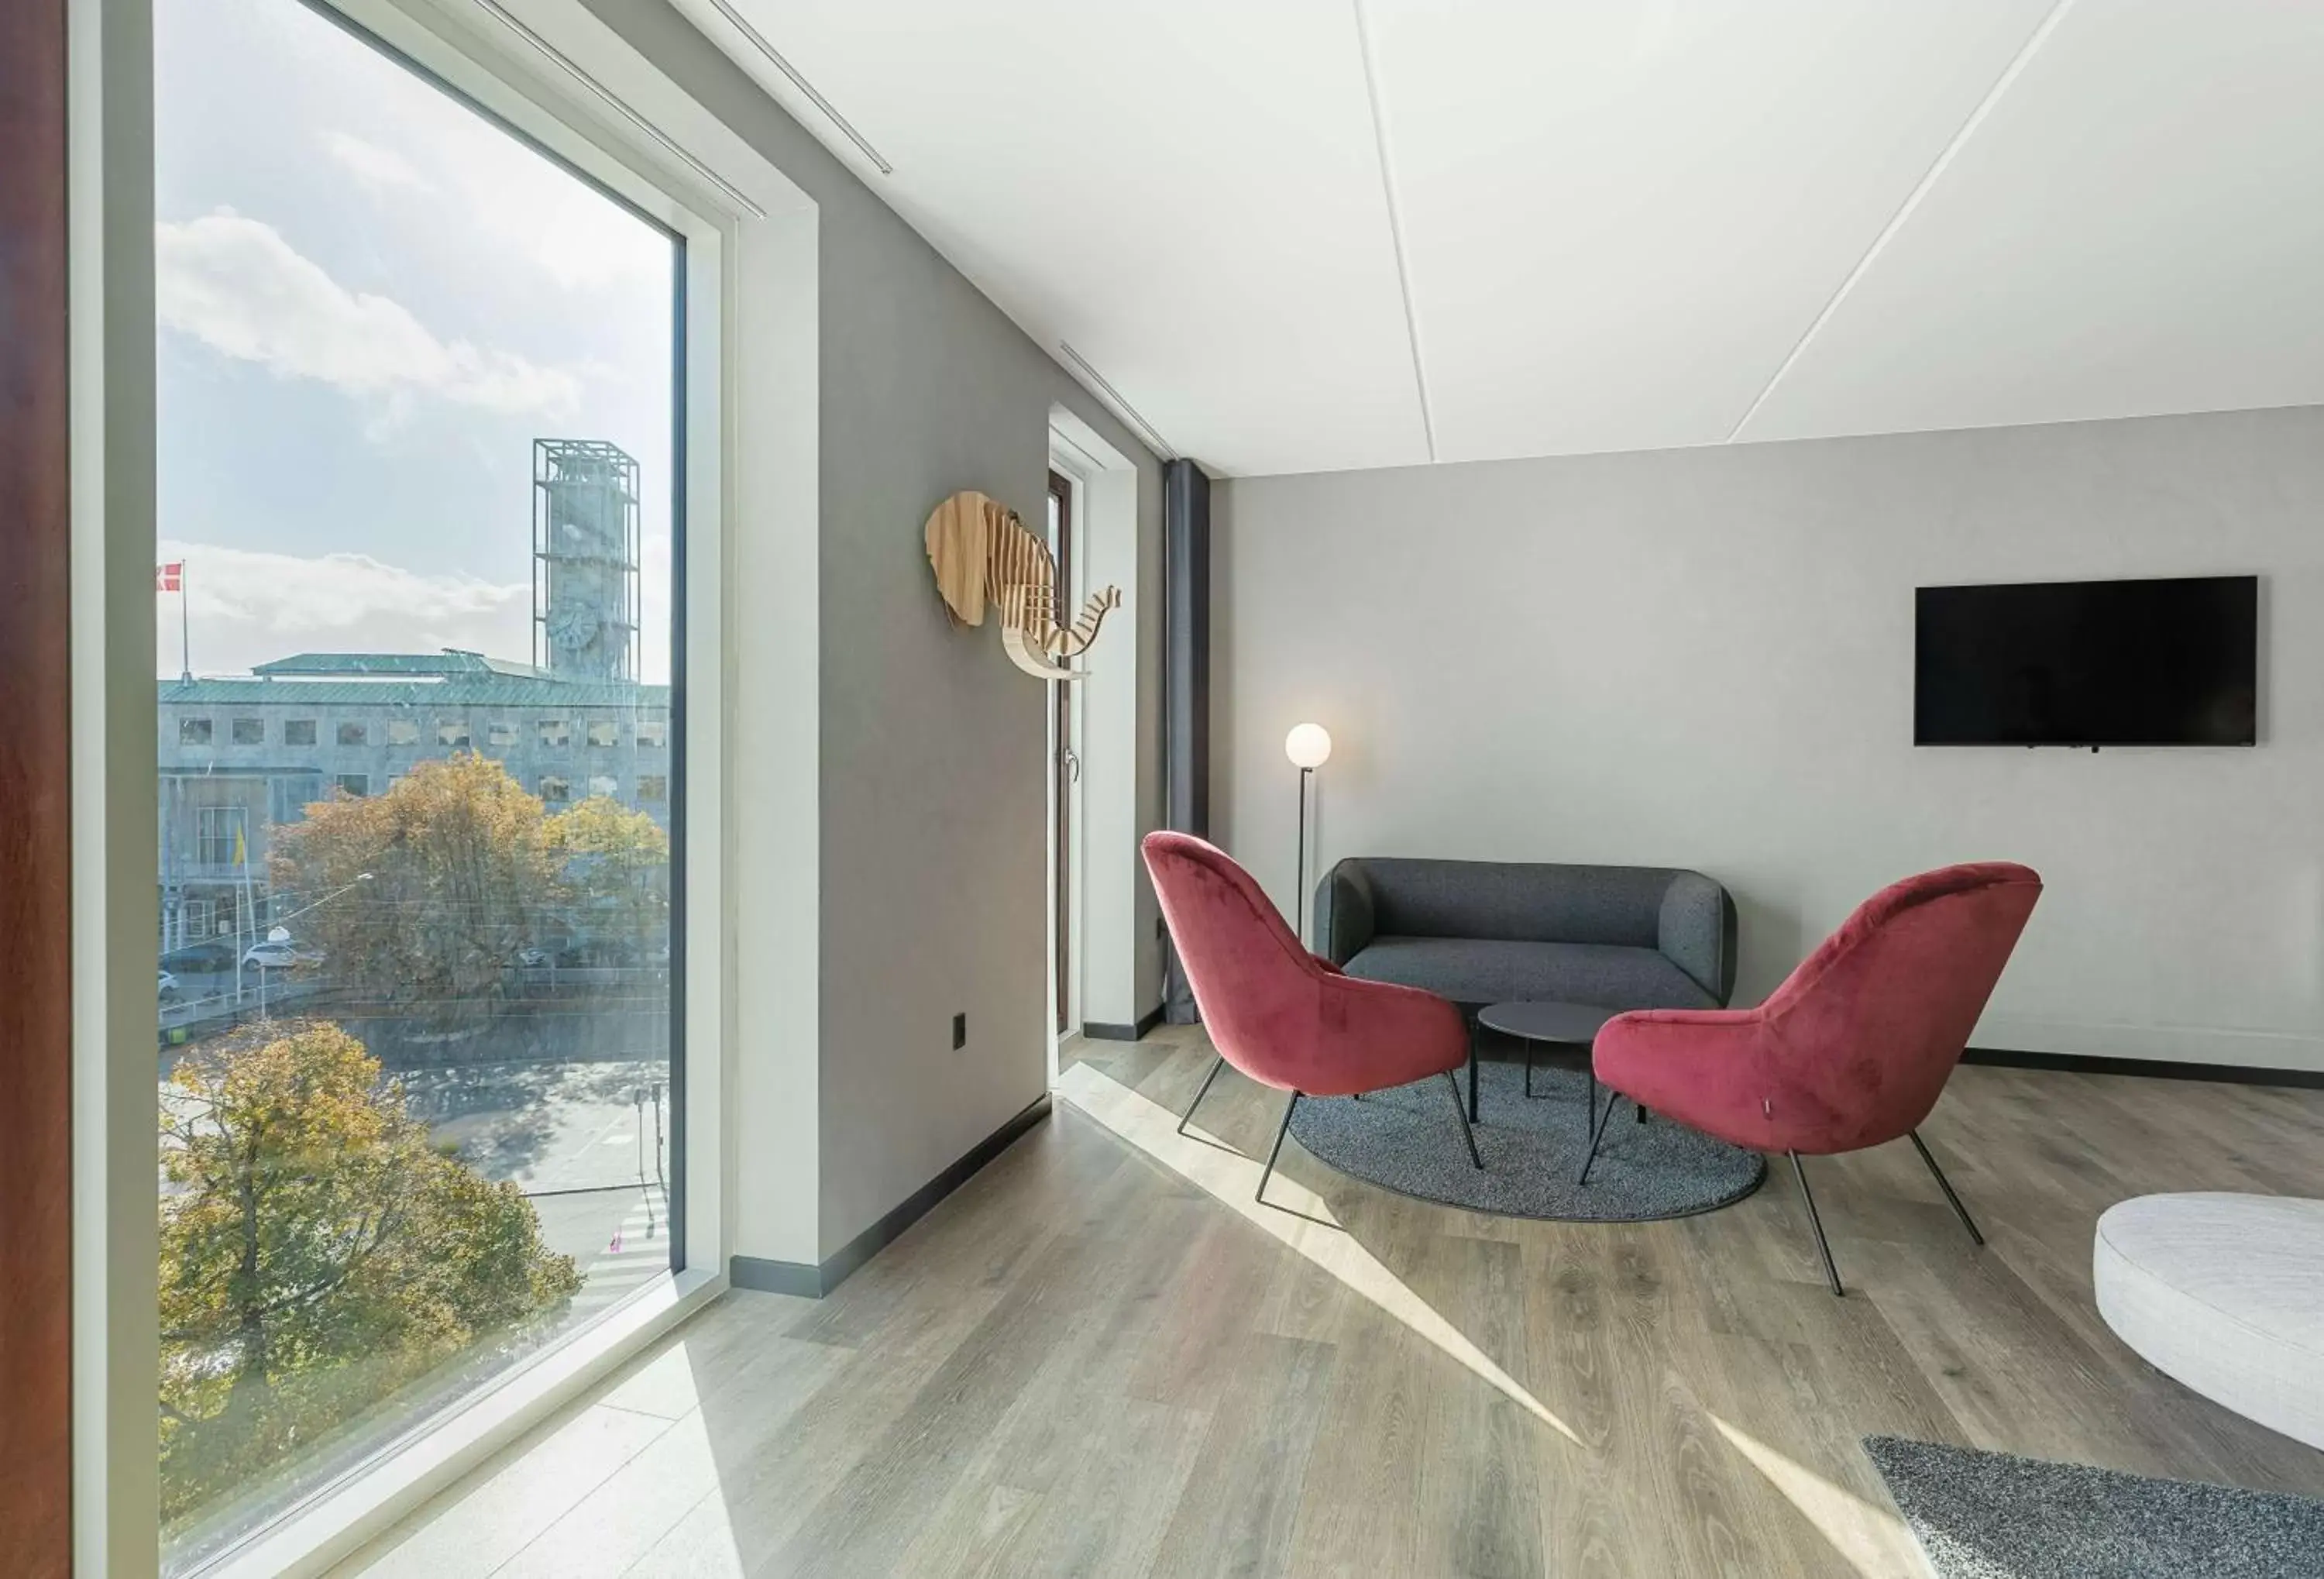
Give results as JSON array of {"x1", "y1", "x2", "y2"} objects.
[
  {"x1": 160, "y1": 940, "x2": 237, "y2": 974},
  {"x1": 242, "y1": 940, "x2": 310, "y2": 970},
  {"x1": 158, "y1": 969, "x2": 179, "y2": 999}
]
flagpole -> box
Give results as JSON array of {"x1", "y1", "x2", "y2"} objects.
[{"x1": 181, "y1": 561, "x2": 193, "y2": 681}]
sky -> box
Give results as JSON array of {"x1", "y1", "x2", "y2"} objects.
[{"x1": 154, "y1": 0, "x2": 679, "y2": 682}]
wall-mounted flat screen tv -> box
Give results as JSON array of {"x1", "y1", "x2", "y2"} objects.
[{"x1": 1914, "y1": 575, "x2": 2257, "y2": 747}]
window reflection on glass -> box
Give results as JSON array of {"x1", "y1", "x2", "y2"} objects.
[{"x1": 153, "y1": 0, "x2": 682, "y2": 1565}]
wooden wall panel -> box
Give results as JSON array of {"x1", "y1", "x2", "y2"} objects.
[{"x1": 0, "y1": 0, "x2": 77, "y2": 1572}]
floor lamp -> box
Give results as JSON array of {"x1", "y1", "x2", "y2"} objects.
[{"x1": 1285, "y1": 723, "x2": 1332, "y2": 946}]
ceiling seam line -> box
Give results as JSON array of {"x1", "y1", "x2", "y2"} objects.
[
  {"x1": 1721, "y1": 0, "x2": 2080, "y2": 445},
  {"x1": 703, "y1": 0, "x2": 894, "y2": 174},
  {"x1": 1352, "y1": 0, "x2": 1438, "y2": 464},
  {"x1": 1058, "y1": 342, "x2": 1177, "y2": 463}
]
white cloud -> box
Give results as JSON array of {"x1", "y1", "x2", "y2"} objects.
[
  {"x1": 158, "y1": 539, "x2": 531, "y2": 678},
  {"x1": 318, "y1": 60, "x2": 669, "y2": 293},
  {"x1": 321, "y1": 130, "x2": 432, "y2": 195},
  {"x1": 156, "y1": 212, "x2": 583, "y2": 418}
]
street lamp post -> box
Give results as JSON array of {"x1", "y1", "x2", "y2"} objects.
[{"x1": 252, "y1": 872, "x2": 373, "y2": 1020}]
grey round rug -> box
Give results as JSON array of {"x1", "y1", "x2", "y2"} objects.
[{"x1": 1287, "y1": 1059, "x2": 1765, "y2": 1222}]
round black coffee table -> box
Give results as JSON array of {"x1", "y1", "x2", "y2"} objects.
[{"x1": 1475, "y1": 1000, "x2": 1621, "y2": 1130}]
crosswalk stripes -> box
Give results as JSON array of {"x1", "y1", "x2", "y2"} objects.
[{"x1": 569, "y1": 1183, "x2": 672, "y2": 1324}]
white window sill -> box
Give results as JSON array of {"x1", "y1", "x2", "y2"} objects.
[{"x1": 191, "y1": 1267, "x2": 726, "y2": 1579}]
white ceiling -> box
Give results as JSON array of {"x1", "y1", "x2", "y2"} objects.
[{"x1": 678, "y1": 0, "x2": 2324, "y2": 477}]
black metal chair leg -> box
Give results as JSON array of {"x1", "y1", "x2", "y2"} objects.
[
  {"x1": 1789, "y1": 1151, "x2": 1844, "y2": 1297},
  {"x1": 1467, "y1": 1037, "x2": 1480, "y2": 1124},
  {"x1": 1909, "y1": 1129, "x2": 1985, "y2": 1246},
  {"x1": 1524, "y1": 1041, "x2": 1534, "y2": 1098},
  {"x1": 1442, "y1": 1072, "x2": 1483, "y2": 1168},
  {"x1": 1577, "y1": 1089, "x2": 1617, "y2": 1185},
  {"x1": 1256, "y1": 1092, "x2": 1301, "y2": 1205},
  {"x1": 1177, "y1": 1056, "x2": 1226, "y2": 1137}
]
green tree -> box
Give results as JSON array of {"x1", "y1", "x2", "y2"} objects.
[
  {"x1": 159, "y1": 1020, "x2": 580, "y2": 1527},
  {"x1": 270, "y1": 754, "x2": 562, "y2": 1013}
]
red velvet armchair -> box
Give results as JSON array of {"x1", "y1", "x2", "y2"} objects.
[
  {"x1": 1590, "y1": 862, "x2": 2041, "y2": 1295},
  {"x1": 1143, "y1": 831, "x2": 1481, "y2": 1202}
]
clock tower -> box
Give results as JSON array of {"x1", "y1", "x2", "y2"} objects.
[{"x1": 531, "y1": 439, "x2": 641, "y2": 683}]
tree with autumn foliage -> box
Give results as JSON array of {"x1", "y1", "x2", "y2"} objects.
[
  {"x1": 271, "y1": 756, "x2": 671, "y2": 1013},
  {"x1": 548, "y1": 793, "x2": 670, "y2": 960},
  {"x1": 158, "y1": 1020, "x2": 580, "y2": 1527}
]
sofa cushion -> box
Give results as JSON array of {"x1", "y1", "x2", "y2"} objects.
[
  {"x1": 1354, "y1": 858, "x2": 1676, "y2": 948},
  {"x1": 1344, "y1": 935, "x2": 1718, "y2": 1012}
]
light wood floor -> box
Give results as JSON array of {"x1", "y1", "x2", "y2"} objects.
[{"x1": 342, "y1": 1027, "x2": 2324, "y2": 1577}]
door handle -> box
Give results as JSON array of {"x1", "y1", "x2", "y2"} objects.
[{"x1": 1062, "y1": 747, "x2": 1081, "y2": 783}]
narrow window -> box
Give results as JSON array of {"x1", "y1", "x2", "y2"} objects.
[
  {"x1": 634, "y1": 717, "x2": 666, "y2": 748},
  {"x1": 231, "y1": 717, "x2": 264, "y2": 745},
  {"x1": 153, "y1": 0, "x2": 685, "y2": 1557},
  {"x1": 638, "y1": 774, "x2": 668, "y2": 802},
  {"x1": 586, "y1": 720, "x2": 620, "y2": 748},
  {"x1": 195, "y1": 807, "x2": 247, "y2": 867}
]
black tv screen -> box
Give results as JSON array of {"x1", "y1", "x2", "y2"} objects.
[{"x1": 1914, "y1": 576, "x2": 2257, "y2": 747}]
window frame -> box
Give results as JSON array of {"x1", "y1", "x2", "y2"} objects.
[
  {"x1": 73, "y1": 0, "x2": 778, "y2": 1571},
  {"x1": 229, "y1": 717, "x2": 263, "y2": 745},
  {"x1": 284, "y1": 718, "x2": 318, "y2": 747},
  {"x1": 194, "y1": 806, "x2": 245, "y2": 868}
]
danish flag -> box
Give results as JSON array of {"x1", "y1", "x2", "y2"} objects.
[{"x1": 156, "y1": 562, "x2": 184, "y2": 592}]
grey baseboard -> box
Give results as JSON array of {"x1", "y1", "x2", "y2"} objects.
[
  {"x1": 1962, "y1": 1045, "x2": 2324, "y2": 1089},
  {"x1": 1083, "y1": 1005, "x2": 1164, "y2": 1042},
  {"x1": 728, "y1": 1092, "x2": 1053, "y2": 1299}
]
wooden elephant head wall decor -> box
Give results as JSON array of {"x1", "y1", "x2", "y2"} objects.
[{"x1": 924, "y1": 490, "x2": 1122, "y2": 681}]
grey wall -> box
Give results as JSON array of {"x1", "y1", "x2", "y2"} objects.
[
  {"x1": 1217, "y1": 404, "x2": 2324, "y2": 1072},
  {"x1": 582, "y1": 1, "x2": 1165, "y2": 1257}
]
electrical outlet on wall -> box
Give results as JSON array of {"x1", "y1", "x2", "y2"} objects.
[{"x1": 952, "y1": 1012, "x2": 967, "y2": 1051}]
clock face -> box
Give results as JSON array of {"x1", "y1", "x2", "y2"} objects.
[{"x1": 548, "y1": 603, "x2": 600, "y2": 649}]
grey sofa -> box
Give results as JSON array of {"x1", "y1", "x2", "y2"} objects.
[{"x1": 1314, "y1": 856, "x2": 1738, "y2": 1013}]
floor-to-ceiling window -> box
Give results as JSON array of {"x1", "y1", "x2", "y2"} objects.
[{"x1": 153, "y1": 0, "x2": 682, "y2": 1566}]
